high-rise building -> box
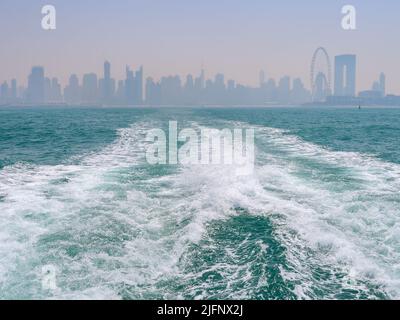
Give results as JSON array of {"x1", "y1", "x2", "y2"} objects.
[
  {"x1": 291, "y1": 78, "x2": 311, "y2": 104},
  {"x1": 27, "y1": 66, "x2": 45, "y2": 104},
  {"x1": 125, "y1": 66, "x2": 135, "y2": 105},
  {"x1": 0, "y1": 81, "x2": 9, "y2": 102},
  {"x1": 51, "y1": 78, "x2": 62, "y2": 102},
  {"x1": 194, "y1": 69, "x2": 205, "y2": 92},
  {"x1": 183, "y1": 74, "x2": 195, "y2": 104},
  {"x1": 11, "y1": 79, "x2": 17, "y2": 100},
  {"x1": 372, "y1": 81, "x2": 380, "y2": 92},
  {"x1": 213, "y1": 73, "x2": 226, "y2": 104},
  {"x1": 334, "y1": 55, "x2": 356, "y2": 97},
  {"x1": 160, "y1": 75, "x2": 182, "y2": 105},
  {"x1": 379, "y1": 72, "x2": 386, "y2": 96},
  {"x1": 185, "y1": 74, "x2": 194, "y2": 92},
  {"x1": 145, "y1": 77, "x2": 161, "y2": 105},
  {"x1": 44, "y1": 77, "x2": 52, "y2": 102},
  {"x1": 371, "y1": 72, "x2": 386, "y2": 98},
  {"x1": 125, "y1": 66, "x2": 143, "y2": 105},
  {"x1": 134, "y1": 66, "x2": 143, "y2": 105},
  {"x1": 82, "y1": 73, "x2": 98, "y2": 103},
  {"x1": 278, "y1": 76, "x2": 290, "y2": 103},
  {"x1": 116, "y1": 80, "x2": 125, "y2": 104},
  {"x1": 227, "y1": 80, "x2": 236, "y2": 91},
  {"x1": 102, "y1": 60, "x2": 113, "y2": 103},
  {"x1": 64, "y1": 74, "x2": 81, "y2": 104},
  {"x1": 265, "y1": 79, "x2": 277, "y2": 102},
  {"x1": 259, "y1": 70, "x2": 266, "y2": 87}
]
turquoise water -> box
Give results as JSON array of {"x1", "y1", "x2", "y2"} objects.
[{"x1": 1, "y1": 106, "x2": 400, "y2": 299}]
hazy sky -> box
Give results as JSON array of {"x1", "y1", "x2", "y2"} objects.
[{"x1": 1, "y1": 0, "x2": 399, "y2": 93}]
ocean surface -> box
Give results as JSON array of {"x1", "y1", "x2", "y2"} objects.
[{"x1": 1, "y1": 106, "x2": 400, "y2": 300}]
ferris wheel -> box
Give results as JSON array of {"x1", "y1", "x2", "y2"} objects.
[{"x1": 310, "y1": 47, "x2": 332, "y2": 101}]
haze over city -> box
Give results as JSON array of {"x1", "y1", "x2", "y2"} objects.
[{"x1": 1, "y1": 0, "x2": 400, "y2": 94}]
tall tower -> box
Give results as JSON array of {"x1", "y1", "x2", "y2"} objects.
[
  {"x1": 27, "y1": 66, "x2": 45, "y2": 104},
  {"x1": 103, "y1": 60, "x2": 112, "y2": 103},
  {"x1": 334, "y1": 55, "x2": 356, "y2": 97},
  {"x1": 379, "y1": 72, "x2": 386, "y2": 96},
  {"x1": 199, "y1": 60, "x2": 205, "y2": 90},
  {"x1": 82, "y1": 73, "x2": 98, "y2": 103},
  {"x1": 134, "y1": 66, "x2": 143, "y2": 104},
  {"x1": 0, "y1": 81, "x2": 9, "y2": 102},
  {"x1": 125, "y1": 66, "x2": 134, "y2": 105},
  {"x1": 11, "y1": 79, "x2": 17, "y2": 100},
  {"x1": 259, "y1": 70, "x2": 265, "y2": 87}
]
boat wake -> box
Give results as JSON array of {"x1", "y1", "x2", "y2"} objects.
[{"x1": 0, "y1": 119, "x2": 400, "y2": 299}]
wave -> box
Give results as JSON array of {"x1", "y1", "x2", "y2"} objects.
[
  {"x1": 252, "y1": 126, "x2": 400, "y2": 299},
  {"x1": 0, "y1": 119, "x2": 400, "y2": 299}
]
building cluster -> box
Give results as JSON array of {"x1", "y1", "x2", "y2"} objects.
[
  {"x1": 0, "y1": 61, "x2": 311, "y2": 106},
  {"x1": 1, "y1": 52, "x2": 399, "y2": 106},
  {"x1": 313, "y1": 53, "x2": 400, "y2": 106}
]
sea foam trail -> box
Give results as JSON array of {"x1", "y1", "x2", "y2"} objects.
[
  {"x1": 139, "y1": 122, "x2": 400, "y2": 299},
  {"x1": 0, "y1": 119, "x2": 400, "y2": 299},
  {"x1": 0, "y1": 120, "x2": 252, "y2": 299},
  {"x1": 0, "y1": 122, "x2": 158, "y2": 299},
  {"x1": 251, "y1": 126, "x2": 400, "y2": 298}
]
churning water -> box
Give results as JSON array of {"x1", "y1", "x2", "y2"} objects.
[{"x1": 1, "y1": 106, "x2": 400, "y2": 299}]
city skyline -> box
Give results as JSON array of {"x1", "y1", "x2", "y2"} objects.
[
  {"x1": 1, "y1": 1, "x2": 400, "y2": 93},
  {"x1": 0, "y1": 52, "x2": 395, "y2": 106},
  {"x1": 0, "y1": 61, "x2": 312, "y2": 105},
  {"x1": 0, "y1": 49, "x2": 392, "y2": 96}
]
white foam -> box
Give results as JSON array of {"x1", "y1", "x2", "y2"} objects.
[
  {"x1": 251, "y1": 126, "x2": 400, "y2": 298},
  {"x1": 1, "y1": 119, "x2": 400, "y2": 299}
]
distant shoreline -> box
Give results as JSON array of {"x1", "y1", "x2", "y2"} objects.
[{"x1": 2, "y1": 104, "x2": 400, "y2": 109}]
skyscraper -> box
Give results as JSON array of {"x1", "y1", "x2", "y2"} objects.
[
  {"x1": 44, "y1": 77, "x2": 52, "y2": 102},
  {"x1": 64, "y1": 74, "x2": 81, "y2": 104},
  {"x1": 51, "y1": 78, "x2": 63, "y2": 102},
  {"x1": 11, "y1": 79, "x2": 17, "y2": 100},
  {"x1": 291, "y1": 78, "x2": 310, "y2": 104},
  {"x1": 0, "y1": 81, "x2": 9, "y2": 102},
  {"x1": 125, "y1": 66, "x2": 135, "y2": 105},
  {"x1": 185, "y1": 74, "x2": 194, "y2": 91},
  {"x1": 82, "y1": 73, "x2": 98, "y2": 103},
  {"x1": 145, "y1": 77, "x2": 161, "y2": 105},
  {"x1": 334, "y1": 55, "x2": 356, "y2": 97},
  {"x1": 194, "y1": 69, "x2": 205, "y2": 92},
  {"x1": 102, "y1": 60, "x2": 113, "y2": 103},
  {"x1": 27, "y1": 66, "x2": 45, "y2": 104},
  {"x1": 379, "y1": 72, "x2": 386, "y2": 96},
  {"x1": 278, "y1": 76, "x2": 290, "y2": 103},
  {"x1": 259, "y1": 70, "x2": 266, "y2": 87},
  {"x1": 125, "y1": 66, "x2": 143, "y2": 105},
  {"x1": 227, "y1": 79, "x2": 236, "y2": 91},
  {"x1": 134, "y1": 66, "x2": 143, "y2": 105},
  {"x1": 116, "y1": 80, "x2": 125, "y2": 104},
  {"x1": 183, "y1": 74, "x2": 195, "y2": 104}
]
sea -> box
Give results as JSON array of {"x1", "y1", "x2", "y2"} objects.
[{"x1": 1, "y1": 105, "x2": 400, "y2": 300}]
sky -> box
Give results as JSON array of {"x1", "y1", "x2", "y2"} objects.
[{"x1": 0, "y1": 0, "x2": 399, "y2": 93}]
